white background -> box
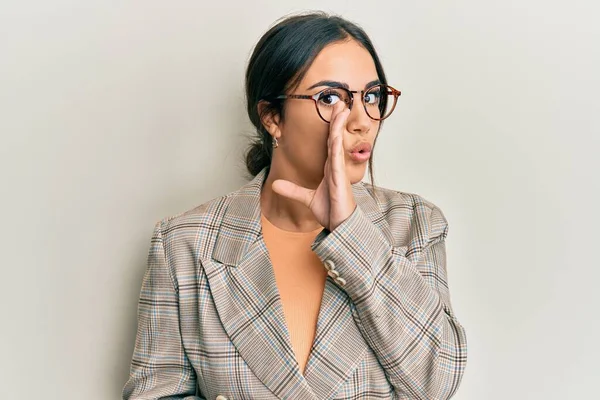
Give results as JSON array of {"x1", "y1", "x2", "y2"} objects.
[{"x1": 1, "y1": 1, "x2": 598, "y2": 398}]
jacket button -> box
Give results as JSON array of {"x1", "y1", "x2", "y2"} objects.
[
  {"x1": 324, "y1": 259, "x2": 335, "y2": 271},
  {"x1": 328, "y1": 269, "x2": 340, "y2": 278},
  {"x1": 335, "y1": 277, "x2": 346, "y2": 287},
  {"x1": 216, "y1": 395, "x2": 228, "y2": 400}
]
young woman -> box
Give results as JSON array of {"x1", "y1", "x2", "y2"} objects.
[{"x1": 123, "y1": 12, "x2": 467, "y2": 400}]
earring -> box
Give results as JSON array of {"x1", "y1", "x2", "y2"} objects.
[{"x1": 272, "y1": 137, "x2": 279, "y2": 148}]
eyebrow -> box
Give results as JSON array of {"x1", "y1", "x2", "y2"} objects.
[{"x1": 307, "y1": 79, "x2": 382, "y2": 91}]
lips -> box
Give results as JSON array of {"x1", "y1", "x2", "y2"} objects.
[
  {"x1": 349, "y1": 142, "x2": 373, "y2": 154},
  {"x1": 348, "y1": 142, "x2": 372, "y2": 163}
]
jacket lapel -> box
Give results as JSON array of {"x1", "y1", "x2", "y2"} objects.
[{"x1": 202, "y1": 167, "x2": 395, "y2": 399}]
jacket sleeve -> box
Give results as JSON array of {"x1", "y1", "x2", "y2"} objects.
[
  {"x1": 311, "y1": 203, "x2": 468, "y2": 400},
  {"x1": 122, "y1": 221, "x2": 205, "y2": 400}
]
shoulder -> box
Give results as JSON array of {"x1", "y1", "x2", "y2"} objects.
[
  {"x1": 361, "y1": 182, "x2": 449, "y2": 252},
  {"x1": 150, "y1": 188, "x2": 241, "y2": 256}
]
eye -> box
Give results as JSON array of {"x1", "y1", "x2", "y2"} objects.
[
  {"x1": 318, "y1": 89, "x2": 344, "y2": 107},
  {"x1": 364, "y1": 91, "x2": 380, "y2": 105}
]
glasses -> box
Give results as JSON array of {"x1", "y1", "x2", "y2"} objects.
[{"x1": 275, "y1": 84, "x2": 401, "y2": 123}]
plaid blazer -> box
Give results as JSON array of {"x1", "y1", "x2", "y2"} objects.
[{"x1": 122, "y1": 167, "x2": 468, "y2": 400}]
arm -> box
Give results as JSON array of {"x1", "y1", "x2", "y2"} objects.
[
  {"x1": 311, "y1": 204, "x2": 468, "y2": 400},
  {"x1": 122, "y1": 221, "x2": 204, "y2": 400}
]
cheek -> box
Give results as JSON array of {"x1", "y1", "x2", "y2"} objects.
[{"x1": 283, "y1": 105, "x2": 329, "y2": 155}]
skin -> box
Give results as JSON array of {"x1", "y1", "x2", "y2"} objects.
[{"x1": 259, "y1": 39, "x2": 381, "y2": 233}]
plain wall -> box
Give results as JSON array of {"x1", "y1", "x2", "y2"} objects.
[{"x1": 1, "y1": 0, "x2": 598, "y2": 398}]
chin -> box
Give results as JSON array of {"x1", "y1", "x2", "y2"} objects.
[{"x1": 346, "y1": 164, "x2": 368, "y2": 184}]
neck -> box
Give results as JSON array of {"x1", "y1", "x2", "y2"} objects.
[{"x1": 260, "y1": 166, "x2": 323, "y2": 232}]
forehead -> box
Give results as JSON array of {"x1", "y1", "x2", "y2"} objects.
[{"x1": 298, "y1": 39, "x2": 378, "y2": 89}]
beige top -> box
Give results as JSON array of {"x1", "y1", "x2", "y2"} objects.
[{"x1": 260, "y1": 212, "x2": 327, "y2": 375}]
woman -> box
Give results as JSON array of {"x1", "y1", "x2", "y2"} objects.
[{"x1": 123, "y1": 12, "x2": 467, "y2": 400}]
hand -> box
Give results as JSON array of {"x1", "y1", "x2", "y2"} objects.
[{"x1": 272, "y1": 101, "x2": 357, "y2": 232}]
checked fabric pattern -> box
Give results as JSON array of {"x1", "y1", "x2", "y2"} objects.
[{"x1": 122, "y1": 166, "x2": 468, "y2": 399}]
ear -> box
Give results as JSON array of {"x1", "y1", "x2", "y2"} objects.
[{"x1": 257, "y1": 100, "x2": 282, "y2": 138}]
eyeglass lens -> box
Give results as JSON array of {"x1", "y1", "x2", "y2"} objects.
[{"x1": 316, "y1": 85, "x2": 395, "y2": 122}]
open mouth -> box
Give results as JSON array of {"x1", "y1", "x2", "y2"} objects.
[
  {"x1": 349, "y1": 150, "x2": 371, "y2": 162},
  {"x1": 353, "y1": 149, "x2": 371, "y2": 154}
]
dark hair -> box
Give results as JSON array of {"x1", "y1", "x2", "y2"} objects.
[{"x1": 244, "y1": 11, "x2": 387, "y2": 189}]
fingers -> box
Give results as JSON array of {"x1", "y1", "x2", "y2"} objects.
[
  {"x1": 328, "y1": 101, "x2": 350, "y2": 187},
  {"x1": 327, "y1": 101, "x2": 349, "y2": 148}
]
